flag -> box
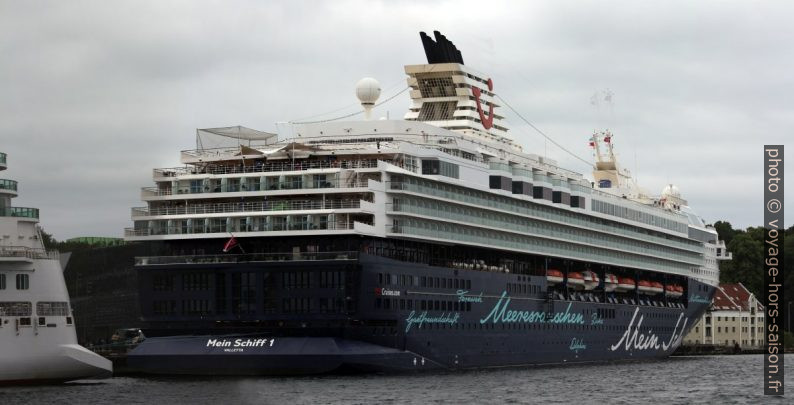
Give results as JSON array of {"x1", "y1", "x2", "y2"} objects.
[
  {"x1": 223, "y1": 236, "x2": 238, "y2": 253},
  {"x1": 603, "y1": 136, "x2": 611, "y2": 143},
  {"x1": 588, "y1": 141, "x2": 595, "y2": 147}
]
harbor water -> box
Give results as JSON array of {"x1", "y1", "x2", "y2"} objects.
[{"x1": 1, "y1": 355, "x2": 791, "y2": 404}]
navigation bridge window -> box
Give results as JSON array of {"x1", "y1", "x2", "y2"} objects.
[
  {"x1": 0, "y1": 301, "x2": 32, "y2": 316},
  {"x1": 36, "y1": 302, "x2": 69, "y2": 316}
]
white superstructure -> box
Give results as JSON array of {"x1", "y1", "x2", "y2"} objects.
[
  {"x1": 0, "y1": 151, "x2": 111, "y2": 383},
  {"x1": 126, "y1": 32, "x2": 725, "y2": 289}
]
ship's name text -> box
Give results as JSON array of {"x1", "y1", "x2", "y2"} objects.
[
  {"x1": 206, "y1": 338, "x2": 275, "y2": 348},
  {"x1": 609, "y1": 308, "x2": 688, "y2": 352}
]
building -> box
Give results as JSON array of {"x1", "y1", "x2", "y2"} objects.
[{"x1": 684, "y1": 282, "x2": 765, "y2": 349}]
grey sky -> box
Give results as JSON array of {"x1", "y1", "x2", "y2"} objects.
[{"x1": 0, "y1": 0, "x2": 791, "y2": 240}]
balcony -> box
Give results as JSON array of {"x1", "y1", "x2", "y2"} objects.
[
  {"x1": 135, "y1": 250, "x2": 358, "y2": 266},
  {"x1": 132, "y1": 199, "x2": 364, "y2": 217},
  {"x1": 153, "y1": 159, "x2": 381, "y2": 178},
  {"x1": 0, "y1": 207, "x2": 39, "y2": 219},
  {"x1": 124, "y1": 220, "x2": 359, "y2": 238},
  {"x1": 0, "y1": 179, "x2": 18, "y2": 193},
  {"x1": 141, "y1": 180, "x2": 371, "y2": 198}
]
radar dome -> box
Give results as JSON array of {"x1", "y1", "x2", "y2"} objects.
[{"x1": 356, "y1": 77, "x2": 381, "y2": 106}]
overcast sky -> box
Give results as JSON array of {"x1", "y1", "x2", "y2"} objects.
[{"x1": 1, "y1": 0, "x2": 791, "y2": 240}]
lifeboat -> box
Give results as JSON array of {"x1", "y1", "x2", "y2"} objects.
[
  {"x1": 672, "y1": 285, "x2": 684, "y2": 298},
  {"x1": 637, "y1": 280, "x2": 653, "y2": 294},
  {"x1": 616, "y1": 277, "x2": 635, "y2": 292},
  {"x1": 649, "y1": 281, "x2": 664, "y2": 295},
  {"x1": 546, "y1": 269, "x2": 564, "y2": 285},
  {"x1": 604, "y1": 273, "x2": 619, "y2": 292},
  {"x1": 567, "y1": 272, "x2": 585, "y2": 289},
  {"x1": 582, "y1": 270, "x2": 600, "y2": 290},
  {"x1": 665, "y1": 284, "x2": 677, "y2": 297}
]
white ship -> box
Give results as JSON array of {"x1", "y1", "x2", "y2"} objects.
[{"x1": 0, "y1": 151, "x2": 112, "y2": 384}]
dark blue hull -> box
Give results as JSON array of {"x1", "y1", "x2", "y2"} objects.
[{"x1": 129, "y1": 254, "x2": 714, "y2": 375}]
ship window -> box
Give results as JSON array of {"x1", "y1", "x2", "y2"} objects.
[
  {"x1": 0, "y1": 274, "x2": 5, "y2": 289},
  {"x1": 36, "y1": 302, "x2": 69, "y2": 316},
  {"x1": 15, "y1": 274, "x2": 29, "y2": 290},
  {"x1": 0, "y1": 301, "x2": 32, "y2": 316}
]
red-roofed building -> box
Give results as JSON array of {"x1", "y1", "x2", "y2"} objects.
[{"x1": 684, "y1": 283, "x2": 765, "y2": 349}]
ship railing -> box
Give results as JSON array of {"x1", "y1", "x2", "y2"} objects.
[
  {"x1": 153, "y1": 159, "x2": 381, "y2": 178},
  {"x1": 0, "y1": 207, "x2": 40, "y2": 219},
  {"x1": 135, "y1": 250, "x2": 359, "y2": 266},
  {"x1": 124, "y1": 221, "x2": 357, "y2": 237},
  {"x1": 132, "y1": 200, "x2": 363, "y2": 217},
  {"x1": 388, "y1": 181, "x2": 701, "y2": 253},
  {"x1": 0, "y1": 179, "x2": 18, "y2": 192},
  {"x1": 141, "y1": 180, "x2": 372, "y2": 197},
  {"x1": 0, "y1": 246, "x2": 59, "y2": 260}
]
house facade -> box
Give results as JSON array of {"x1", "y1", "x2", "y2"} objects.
[{"x1": 684, "y1": 283, "x2": 765, "y2": 349}]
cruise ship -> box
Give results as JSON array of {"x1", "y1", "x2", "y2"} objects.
[
  {"x1": 125, "y1": 31, "x2": 730, "y2": 374},
  {"x1": 0, "y1": 151, "x2": 112, "y2": 383}
]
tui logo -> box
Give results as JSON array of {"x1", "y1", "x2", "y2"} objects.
[{"x1": 472, "y1": 78, "x2": 495, "y2": 130}]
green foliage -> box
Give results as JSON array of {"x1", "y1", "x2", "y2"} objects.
[{"x1": 715, "y1": 222, "x2": 793, "y2": 309}]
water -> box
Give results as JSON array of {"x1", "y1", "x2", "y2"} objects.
[{"x1": 2, "y1": 355, "x2": 791, "y2": 404}]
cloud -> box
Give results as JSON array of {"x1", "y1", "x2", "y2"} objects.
[{"x1": 0, "y1": 0, "x2": 790, "y2": 239}]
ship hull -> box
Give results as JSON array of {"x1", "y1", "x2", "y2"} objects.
[{"x1": 128, "y1": 254, "x2": 714, "y2": 375}]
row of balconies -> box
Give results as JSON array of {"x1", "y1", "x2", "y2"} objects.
[
  {"x1": 141, "y1": 179, "x2": 371, "y2": 199},
  {"x1": 152, "y1": 159, "x2": 380, "y2": 179},
  {"x1": 135, "y1": 250, "x2": 359, "y2": 266},
  {"x1": 0, "y1": 179, "x2": 17, "y2": 195},
  {"x1": 124, "y1": 214, "x2": 364, "y2": 237},
  {"x1": 0, "y1": 207, "x2": 39, "y2": 219},
  {"x1": 131, "y1": 199, "x2": 364, "y2": 218}
]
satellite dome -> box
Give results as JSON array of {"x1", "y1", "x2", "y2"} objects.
[
  {"x1": 661, "y1": 184, "x2": 681, "y2": 198},
  {"x1": 356, "y1": 77, "x2": 381, "y2": 106}
]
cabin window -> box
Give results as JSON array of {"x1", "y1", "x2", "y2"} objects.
[
  {"x1": 15, "y1": 274, "x2": 29, "y2": 290},
  {"x1": 0, "y1": 301, "x2": 32, "y2": 316},
  {"x1": 36, "y1": 302, "x2": 69, "y2": 316}
]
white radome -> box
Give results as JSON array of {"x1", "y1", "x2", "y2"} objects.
[{"x1": 356, "y1": 77, "x2": 381, "y2": 106}]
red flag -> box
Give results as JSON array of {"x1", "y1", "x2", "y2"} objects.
[
  {"x1": 588, "y1": 141, "x2": 595, "y2": 147},
  {"x1": 603, "y1": 136, "x2": 611, "y2": 143},
  {"x1": 223, "y1": 236, "x2": 238, "y2": 252}
]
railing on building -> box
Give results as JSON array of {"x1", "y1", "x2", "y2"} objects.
[
  {"x1": 0, "y1": 246, "x2": 59, "y2": 260},
  {"x1": 135, "y1": 250, "x2": 359, "y2": 266},
  {"x1": 0, "y1": 207, "x2": 39, "y2": 219},
  {"x1": 132, "y1": 200, "x2": 363, "y2": 217},
  {"x1": 0, "y1": 179, "x2": 18, "y2": 192},
  {"x1": 141, "y1": 180, "x2": 372, "y2": 197},
  {"x1": 124, "y1": 220, "x2": 359, "y2": 237},
  {"x1": 153, "y1": 159, "x2": 381, "y2": 178}
]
